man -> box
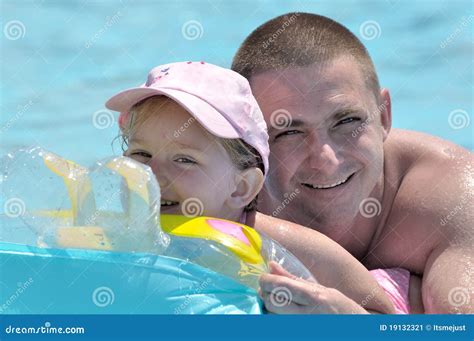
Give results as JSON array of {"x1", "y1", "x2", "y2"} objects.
[{"x1": 233, "y1": 13, "x2": 473, "y2": 313}]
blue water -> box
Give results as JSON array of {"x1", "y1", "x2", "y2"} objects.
[{"x1": 1, "y1": 0, "x2": 472, "y2": 165}]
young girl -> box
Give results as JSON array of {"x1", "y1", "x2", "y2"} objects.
[{"x1": 106, "y1": 61, "x2": 409, "y2": 314}]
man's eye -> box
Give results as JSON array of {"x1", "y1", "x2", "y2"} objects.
[
  {"x1": 274, "y1": 130, "x2": 303, "y2": 139},
  {"x1": 174, "y1": 157, "x2": 196, "y2": 164},
  {"x1": 336, "y1": 117, "x2": 360, "y2": 126}
]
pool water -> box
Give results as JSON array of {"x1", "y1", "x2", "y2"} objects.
[{"x1": 1, "y1": 0, "x2": 472, "y2": 166}]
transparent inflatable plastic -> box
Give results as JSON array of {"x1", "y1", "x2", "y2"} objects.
[
  {"x1": 0, "y1": 146, "x2": 168, "y2": 254},
  {"x1": 1, "y1": 147, "x2": 316, "y2": 311}
]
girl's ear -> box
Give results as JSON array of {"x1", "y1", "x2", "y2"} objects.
[{"x1": 226, "y1": 168, "x2": 265, "y2": 210}]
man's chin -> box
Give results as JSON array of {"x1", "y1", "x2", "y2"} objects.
[{"x1": 287, "y1": 204, "x2": 357, "y2": 234}]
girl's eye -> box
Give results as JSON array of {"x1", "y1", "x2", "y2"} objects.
[
  {"x1": 274, "y1": 130, "x2": 303, "y2": 140},
  {"x1": 129, "y1": 151, "x2": 152, "y2": 163},
  {"x1": 131, "y1": 151, "x2": 152, "y2": 158},
  {"x1": 174, "y1": 157, "x2": 196, "y2": 164},
  {"x1": 336, "y1": 117, "x2": 360, "y2": 126}
]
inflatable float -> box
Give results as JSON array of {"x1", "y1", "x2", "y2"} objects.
[{"x1": 0, "y1": 147, "x2": 314, "y2": 314}]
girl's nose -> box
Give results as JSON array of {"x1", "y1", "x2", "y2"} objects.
[{"x1": 148, "y1": 157, "x2": 171, "y2": 189}]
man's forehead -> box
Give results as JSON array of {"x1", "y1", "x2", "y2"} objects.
[{"x1": 250, "y1": 58, "x2": 366, "y2": 99}]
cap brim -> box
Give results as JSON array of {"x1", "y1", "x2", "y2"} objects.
[{"x1": 106, "y1": 87, "x2": 240, "y2": 139}]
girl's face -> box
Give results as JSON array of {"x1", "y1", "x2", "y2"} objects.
[{"x1": 124, "y1": 100, "x2": 243, "y2": 221}]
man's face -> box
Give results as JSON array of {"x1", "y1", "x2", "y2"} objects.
[{"x1": 250, "y1": 56, "x2": 390, "y2": 238}]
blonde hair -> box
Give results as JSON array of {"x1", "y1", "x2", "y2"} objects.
[{"x1": 119, "y1": 95, "x2": 264, "y2": 211}]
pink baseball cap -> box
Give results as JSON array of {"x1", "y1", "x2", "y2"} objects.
[{"x1": 105, "y1": 61, "x2": 269, "y2": 174}]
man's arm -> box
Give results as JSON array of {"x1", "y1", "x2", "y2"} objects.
[
  {"x1": 423, "y1": 245, "x2": 473, "y2": 313},
  {"x1": 406, "y1": 143, "x2": 473, "y2": 313},
  {"x1": 248, "y1": 211, "x2": 396, "y2": 314}
]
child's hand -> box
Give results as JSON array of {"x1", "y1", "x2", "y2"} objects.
[{"x1": 259, "y1": 261, "x2": 369, "y2": 314}]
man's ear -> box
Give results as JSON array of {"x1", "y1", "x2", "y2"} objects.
[
  {"x1": 226, "y1": 168, "x2": 265, "y2": 210},
  {"x1": 379, "y1": 88, "x2": 392, "y2": 141}
]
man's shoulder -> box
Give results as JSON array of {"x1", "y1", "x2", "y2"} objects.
[
  {"x1": 367, "y1": 129, "x2": 472, "y2": 272},
  {"x1": 383, "y1": 129, "x2": 471, "y2": 183},
  {"x1": 385, "y1": 128, "x2": 470, "y2": 161}
]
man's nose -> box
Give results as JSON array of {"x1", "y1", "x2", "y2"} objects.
[{"x1": 305, "y1": 133, "x2": 342, "y2": 173}]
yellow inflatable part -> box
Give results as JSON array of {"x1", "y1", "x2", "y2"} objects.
[
  {"x1": 161, "y1": 214, "x2": 264, "y2": 265},
  {"x1": 42, "y1": 151, "x2": 92, "y2": 223},
  {"x1": 106, "y1": 158, "x2": 150, "y2": 204},
  {"x1": 56, "y1": 226, "x2": 113, "y2": 251}
]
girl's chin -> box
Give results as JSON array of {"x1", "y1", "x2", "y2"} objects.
[{"x1": 160, "y1": 205, "x2": 181, "y2": 214}]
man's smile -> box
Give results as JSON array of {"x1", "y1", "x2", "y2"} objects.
[{"x1": 301, "y1": 172, "x2": 355, "y2": 190}]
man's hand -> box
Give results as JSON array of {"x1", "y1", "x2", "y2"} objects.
[{"x1": 259, "y1": 262, "x2": 370, "y2": 314}]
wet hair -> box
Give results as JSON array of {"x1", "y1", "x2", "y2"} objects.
[
  {"x1": 231, "y1": 12, "x2": 380, "y2": 97},
  {"x1": 119, "y1": 95, "x2": 264, "y2": 212}
]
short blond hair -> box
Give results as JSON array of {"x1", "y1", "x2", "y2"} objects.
[{"x1": 119, "y1": 95, "x2": 264, "y2": 211}]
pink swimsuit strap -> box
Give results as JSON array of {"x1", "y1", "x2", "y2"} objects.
[{"x1": 370, "y1": 268, "x2": 411, "y2": 314}]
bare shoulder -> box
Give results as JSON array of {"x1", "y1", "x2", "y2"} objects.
[
  {"x1": 384, "y1": 129, "x2": 471, "y2": 160},
  {"x1": 367, "y1": 129, "x2": 473, "y2": 272}
]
